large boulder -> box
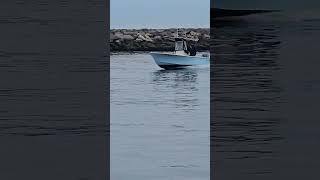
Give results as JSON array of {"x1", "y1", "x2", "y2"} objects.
[
  {"x1": 144, "y1": 34, "x2": 153, "y2": 42},
  {"x1": 135, "y1": 33, "x2": 153, "y2": 42},
  {"x1": 122, "y1": 34, "x2": 135, "y2": 40},
  {"x1": 113, "y1": 32, "x2": 124, "y2": 39},
  {"x1": 189, "y1": 31, "x2": 200, "y2": 36},
  {"x1": 110, "y1": 33, "x2": 117, "y2": 42},
  {"x1": 153, "y1": 35, "x2": 162, "y2": 41}
]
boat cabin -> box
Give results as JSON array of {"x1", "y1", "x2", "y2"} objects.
[{"x1": 174, "y1": 37, "x2": 197, "y2": 56}]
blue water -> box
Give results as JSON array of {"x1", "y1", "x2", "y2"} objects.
[{"x1": 111, "y1": 53, "x2": 210, "y2": 180}]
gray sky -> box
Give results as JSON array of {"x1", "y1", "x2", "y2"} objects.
[{"x1": 111, "y1": 0, "x2": 210, "y2": 29}]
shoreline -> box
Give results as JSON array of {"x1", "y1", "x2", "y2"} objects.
[{"x1": 110, "y1": 28, "x2": 210, "y2": 52}]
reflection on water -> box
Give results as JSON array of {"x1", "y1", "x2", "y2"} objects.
[
  {"x1": 212, "y1": 16, "x2": 285, "y2": 177},
  {"x1": 153, "y1": 69, "x2": 198, "y2": 83},
  {"x1": 152, "y1": 69, "x2": 199, "y2": 111},
  {"x1": 111, "y1": 54, "x2": 209, "y2": 180}
]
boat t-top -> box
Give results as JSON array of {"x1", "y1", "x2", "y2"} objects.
[{"x1": 150, "y1": 29, "x2": 209, "y2": 70}]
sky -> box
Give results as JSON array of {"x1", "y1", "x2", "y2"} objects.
[
  {"x1": 111, "y1": 0, "x2": 320, "y2": 29},
  {"x1": 111, "y1": 0, "x2": 210, "y2": 29}
]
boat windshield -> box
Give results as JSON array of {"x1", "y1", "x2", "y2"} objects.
[{"x1": 175, "y1": 41, "x2": 184, "y2": 51}]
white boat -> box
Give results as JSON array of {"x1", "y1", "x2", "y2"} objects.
[{"x1": 150, "y1": 31, "x2": 209, "y2": 69}]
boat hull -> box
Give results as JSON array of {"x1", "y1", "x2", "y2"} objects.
[{"x1": 150, "y1": 52, "x2": 209, "y2": 69}]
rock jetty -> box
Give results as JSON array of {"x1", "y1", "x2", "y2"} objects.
[{"x1": 110, "y1": 28, "x2": 210, "y2": 52}]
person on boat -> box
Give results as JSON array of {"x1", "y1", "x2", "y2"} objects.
[
  {"x1": 189, "y1": 44, "x2": 197, "y2": 56},
  {"x1": 186, "y1": 40, "x2": 197, "y2": 56}
]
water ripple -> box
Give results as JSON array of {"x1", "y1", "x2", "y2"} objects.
[{"x1": 212, "y1": 19, "x2": 285, "y2": 175}]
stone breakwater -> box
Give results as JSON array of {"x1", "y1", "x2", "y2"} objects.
[{"x1": 110, "y1": 28, "x2": 210, "y2": 52}]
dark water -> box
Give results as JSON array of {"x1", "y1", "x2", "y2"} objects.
[
  {"x1": 0, "y1": 1, "x2": 107, "y2": 179},
  {"x1": 212, "y1": 11, "x2": 320, "y2": 179},
  {"x1": 111, "y1": 53, "x2": 210, "y2": 180}
]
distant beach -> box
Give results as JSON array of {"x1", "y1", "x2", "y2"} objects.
[{"x1": 110, "y1": 28, "x2": 209, "y2": 52}]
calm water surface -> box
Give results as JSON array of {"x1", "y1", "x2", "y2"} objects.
[
  {"x1": 111, "y1": 53, "x2": 210, "y2": 180},
  {"x1": 212, "y1": 11, "x2": 320, "y2": 179}
]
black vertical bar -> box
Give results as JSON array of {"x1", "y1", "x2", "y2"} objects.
[
  {"x1": 0, "y1": 0, "x2": 109, "y2": 179},
  {"x1": 212, "y1": 1, "x2": 320, "y2": 180}
]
